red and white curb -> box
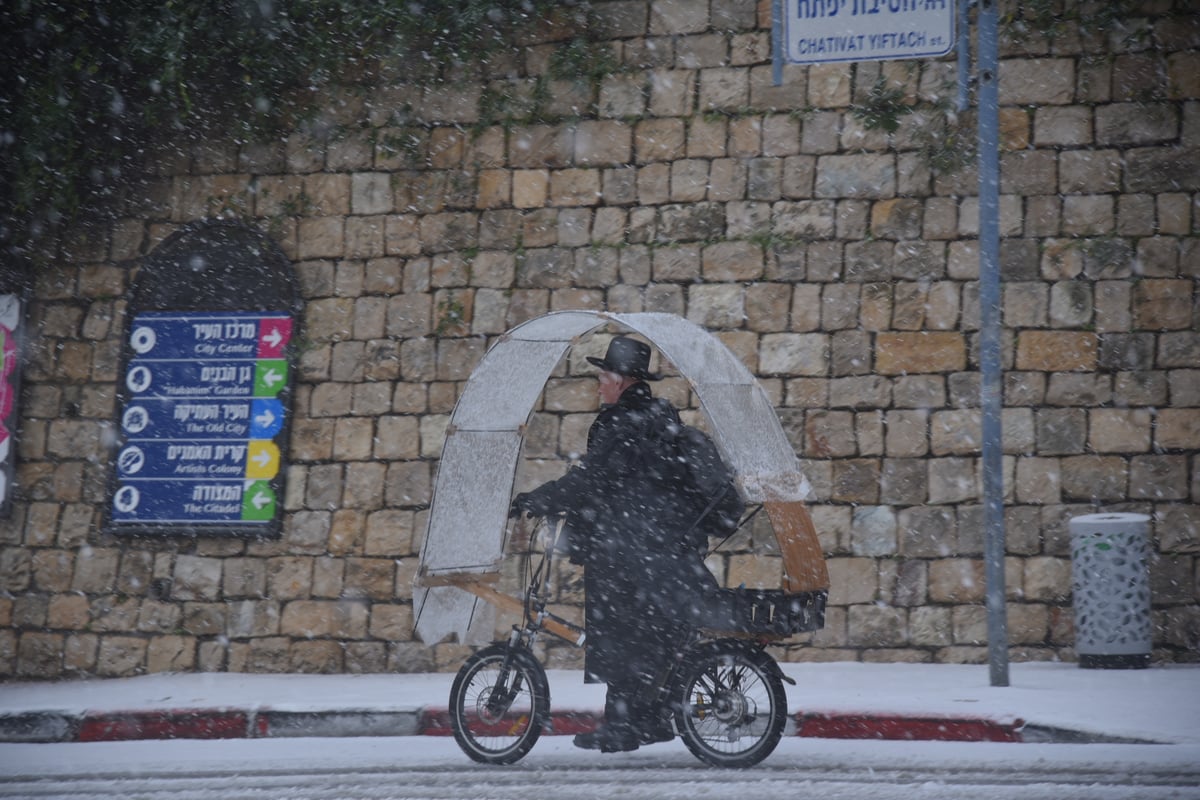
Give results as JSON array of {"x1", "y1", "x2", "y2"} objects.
[{"x1": 1, "y1": 707, "x2": 1024, "y2": 744}]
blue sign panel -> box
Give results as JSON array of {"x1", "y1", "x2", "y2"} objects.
[
  {"x1": 112, "y1": 480, "x2": 277, "y2": 524},
  {"x1": 120, "y1": 398, "x2": 285, "y2": 441},
  {"x1": 111, "y1": 311, "x2": 292, "y2": 529}
]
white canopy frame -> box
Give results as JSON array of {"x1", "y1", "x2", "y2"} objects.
[{"x1": 414, "y1": 311, "x2": 829, "y2": 645}]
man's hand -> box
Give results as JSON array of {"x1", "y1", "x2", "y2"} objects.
[{"x1": 509, "y1": 492, "x2": 534, "y2": 518}]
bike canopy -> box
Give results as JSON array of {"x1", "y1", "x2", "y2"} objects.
[{"x1": 414, "y1": 311, "x2": 827, "y2": 645}]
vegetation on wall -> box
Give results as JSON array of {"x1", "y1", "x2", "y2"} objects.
[{"x1": 0, "y1": 0, "x2": 560, "y2": 262}]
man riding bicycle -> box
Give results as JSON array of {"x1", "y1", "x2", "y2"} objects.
[{"x1": 510, "y1": 336, "x2": 735, "y2": 753}]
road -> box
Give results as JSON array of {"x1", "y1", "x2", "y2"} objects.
[{"x1": 3, "y1": 736, "x2": 1199, "y2": 800}]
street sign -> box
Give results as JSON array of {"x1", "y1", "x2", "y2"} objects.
[
  {"x1": 782, "y1": 0, "x2": 954, "y2": 64},
  {"x1": 110, "y1": 311, "x2": 291, "y2": 529}
]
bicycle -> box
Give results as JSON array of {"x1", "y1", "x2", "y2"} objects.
[{"x1": 447, "y1": 516, "x2": 826, "y2": 768}]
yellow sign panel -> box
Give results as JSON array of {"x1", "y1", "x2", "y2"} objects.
[{"x1": 245, "y1": 440, "x2": 280, "y2": 480}]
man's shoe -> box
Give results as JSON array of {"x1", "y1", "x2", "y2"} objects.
[
  {"x1": 573, "y1": 725, "x2": 639, "y2": 753},
  {"x1": 638, "y1": 721, "x2": 675, "y2": 745},
  {"x1": 572, "y1": 730, "x2": 601, "y2": 750},
  {"x1": 598, "y1": 733, "x2": 640, "y2": 753}
]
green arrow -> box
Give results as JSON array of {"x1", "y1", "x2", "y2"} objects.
[
  {"x1": 254, "y1": 360, "x2": 288, "y2": 397},
  {"x1": 241, "y1": 481, "x2": 276, "y2": 521}
]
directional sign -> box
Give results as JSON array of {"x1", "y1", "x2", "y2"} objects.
[
  {"x1": 783, "y1": 0, "x2": 954, "y2": 64},
  {"x1": 120, "y1": 398, "x2": 285, "y2": 441},
  {"x1": 112, "y1": 480, "x2": 277, "y2": 524},
  {"x1": 111, "y1": 311, "x2": 292, "y2": 530}
]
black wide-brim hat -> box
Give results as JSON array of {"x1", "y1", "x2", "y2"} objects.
[{"x1": 586, "y1": 336, "x2": 662, "y2": 381}]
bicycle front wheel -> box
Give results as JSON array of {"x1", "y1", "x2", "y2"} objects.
[
  {"x1": 448, "y1": 643, "x2": 550, "y2": 765},
  {"x1": 672, "y1": 642, "x2": 788, "y2": 768}
]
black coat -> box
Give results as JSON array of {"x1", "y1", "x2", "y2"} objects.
[{"x1": 520, "y1": 382, "x2": 717, "y2": 684}]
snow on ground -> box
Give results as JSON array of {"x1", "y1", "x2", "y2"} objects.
[{"x1": 3, "y1": 661, "x2": 1197, "y2": 745}]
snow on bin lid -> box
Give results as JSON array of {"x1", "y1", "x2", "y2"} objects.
[
  {"x1": 1070, "y1": 513, "x2": 1152, "y2": 525},
  {"x1": 414, "y1": 311, "x2": 810, "y2": 645}
]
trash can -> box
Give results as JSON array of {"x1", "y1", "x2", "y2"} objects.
[{"x1": 1069, "y1": 512, "x2": 1152, "y2": 669}]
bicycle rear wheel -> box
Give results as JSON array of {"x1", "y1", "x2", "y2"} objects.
[
  {"x1": 449, "y1": 643, "x2": 550, "y2": 765},
  {"x1": 672, "y1": 642, "x2": 787, "y2": 768}
]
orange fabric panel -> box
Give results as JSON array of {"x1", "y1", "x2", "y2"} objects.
[{"x1": 765, "y1": 501, "x2": 830, "y2": 593}]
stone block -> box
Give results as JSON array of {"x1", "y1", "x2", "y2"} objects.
[
  {"x1": 870, "y1": 199, "x2": 923, "y2": 240},
  {"x1": 899, "y1": 506, "x2": 957, "y2": 558},
  {"x1": 145, "y1": 638, "x2": 194, "y2": 676},
  {"x1": 1156, "y1": 409, "x2": 1200, "y2": 451},
  {"x1": 1096, "y1": 103, "x2": 1180, "y2": 146},
  {"x1": 880, "y1": 459, "x2": 927, "y2": 507},
  {"x1": 1125, "y1": 147, "x2": 1200, "y2": 193},
  {"x1": 1023, "y1": 557, "x2": 1072, "y2": 602},
  {"x1": 1049, "y1": 281, "x2": 1093, "y2": 328},
  {"x1": 909, "y1": 606, "x2": 952, "y2": 646},
  {"x1": 829, "y1": 375, "x2": 889, "y2": 409},
  {"x1": 928, "y1": 559, "x2": 986, "y2": 603},
  {"x1": 419, "y1": 211, "x2": 478, "y2": 252},
  {"x1": 999, "y1": 59, "x2": 1075, "y2": 104},
  {"x1": 930, "y1": 409, "x2": 981, "y2": 457},
  {"x1": 815, "y1": 154, "x2": 895, "y2": 199},
  {"x1": 884, "y1": 559, "x2": 927, "y2": 608},
  {"x1": 825, "y1": 557, "x2": 879, "y2": 605},
  {"x1": 1062, "y1": 195, "x2": 1114, "y2": 235},
  {"x1": 702, "y1": 241, "x2": 764, "y2": 281},
  {"x1": 70, "y1": 548, "x2": 119, "y2": 594},
  {"x1": 1130, "y1": 456, "x2": 1189, "y2": 502},
  {"x1": 686, "y1": 284, "x2": 744, "y2": 329},
  {"x1": 1156, "y1": 505, "x2": 1199, "y2": 553},
  {"x1": 804, "y1": 410, "x2": 855, "y2": 458},
  {"x1": 951, "y1": 605, "x2": 987, "y2": 645},
  {"x1": 342, "y1": 558, "x2": 397, "y2": 600},
  {"x1": 649, "y1": 0, "x2": 707, "y2": 34},
  {"x1": 351, "y1": 173, "x2": 394, "y2": 215},
  {"x1": 635, "y1": 118, "x2": 686, "y2": 163},
  {"x1": 267, "y1": 557, "x2": 313, "y2": 601},
  {"x1": 47, "y1": 594, "x2": 89, "y2": 630},
  {"x1": 1133, "y1": 279, "x2": 1194, "y2": 330},
  {"x1": 832, "y1": 459, "x2": 880, "y2": 504},
  {"x1": 1059, "y1": 149, "x2": 1121, "y2": 193},
  {"x1": 96, "y1": 636, "x2": 146, "y2": 677},
  {"x1": 747, "y1": 158, "x2": 781, "y2": 200},
  {"x1": 847, "y1": 605, "x2": 907, "y2": 648},
  {"x1": 1060, "y1": 455, "x2": 1128, "y2": 502},
  {"x1": 1015, "y1": 457, "x2": 1062, "y2": 505},
  {"x1": 656, "y1": 201, "x2": 723, "y2": 243},
  {"x1": 369, "y1": 604, "x2": 415, "y2": 641},
  {"x1": 1034, "y1": 106, "x2": 1093, "y2": 146},
  {"x1": 280, "y1": 600, "x2": 368, "y2": 639},
  {"x1": 928, "y1": 457, "x2": 977, "y2": 505},
  {"x1": 1016, "y1": 331, "x2": 1098, "y2": 372},
  {"x1": 850, "y1": 505, "x2": 897, "y2": 557},
  {"x1": 773, "y1": 200, "x2": 836, "y2": 239},
  {"x1": 218, "y1": 555, "x2": 268, "y2": 603},
  {"x1": 875, "y1": 332, "x2": 966, "y2": 375},
  {"x1": 1088, "y1": 408, "x2": 1152, "y2": 453},
  {"x1": 808, "y1": 63, "x2": 852, "y2": 107},
  {"x1": 342, "y1": 461, "x2": 387, "y2": 511},
  {"x1": 744, "y1": 283, "x2": 791, "y2": 332},
  {"x1": 597, "y1": 74, "x2": 647, "y2": 118},
  {"x1": 699, "y1": 66, "x2": 750, "y2": 113}
]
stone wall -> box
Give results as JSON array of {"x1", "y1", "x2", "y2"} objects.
[{"x1": 1, "y1": 0, "x2": 1198, "y2": 678}]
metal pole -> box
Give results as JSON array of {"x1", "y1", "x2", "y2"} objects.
[
  {"x1": 976, "y1": 0, "x2": 1009, "y2": 687},
  {"x1": 773, "y1": 0, "x2": 784, "y2": 87},
  {"x1": 957, "y1": 0, "x2": 972, "y2": 111}
]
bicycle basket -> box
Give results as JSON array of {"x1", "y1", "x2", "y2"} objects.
[{"x1": 704, "y1": 588, "x2": 827, "y2": 636}]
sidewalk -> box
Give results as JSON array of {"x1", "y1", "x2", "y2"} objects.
[{"x1": 2, "y1": 661, "x2": 1197, "y2": 746}]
